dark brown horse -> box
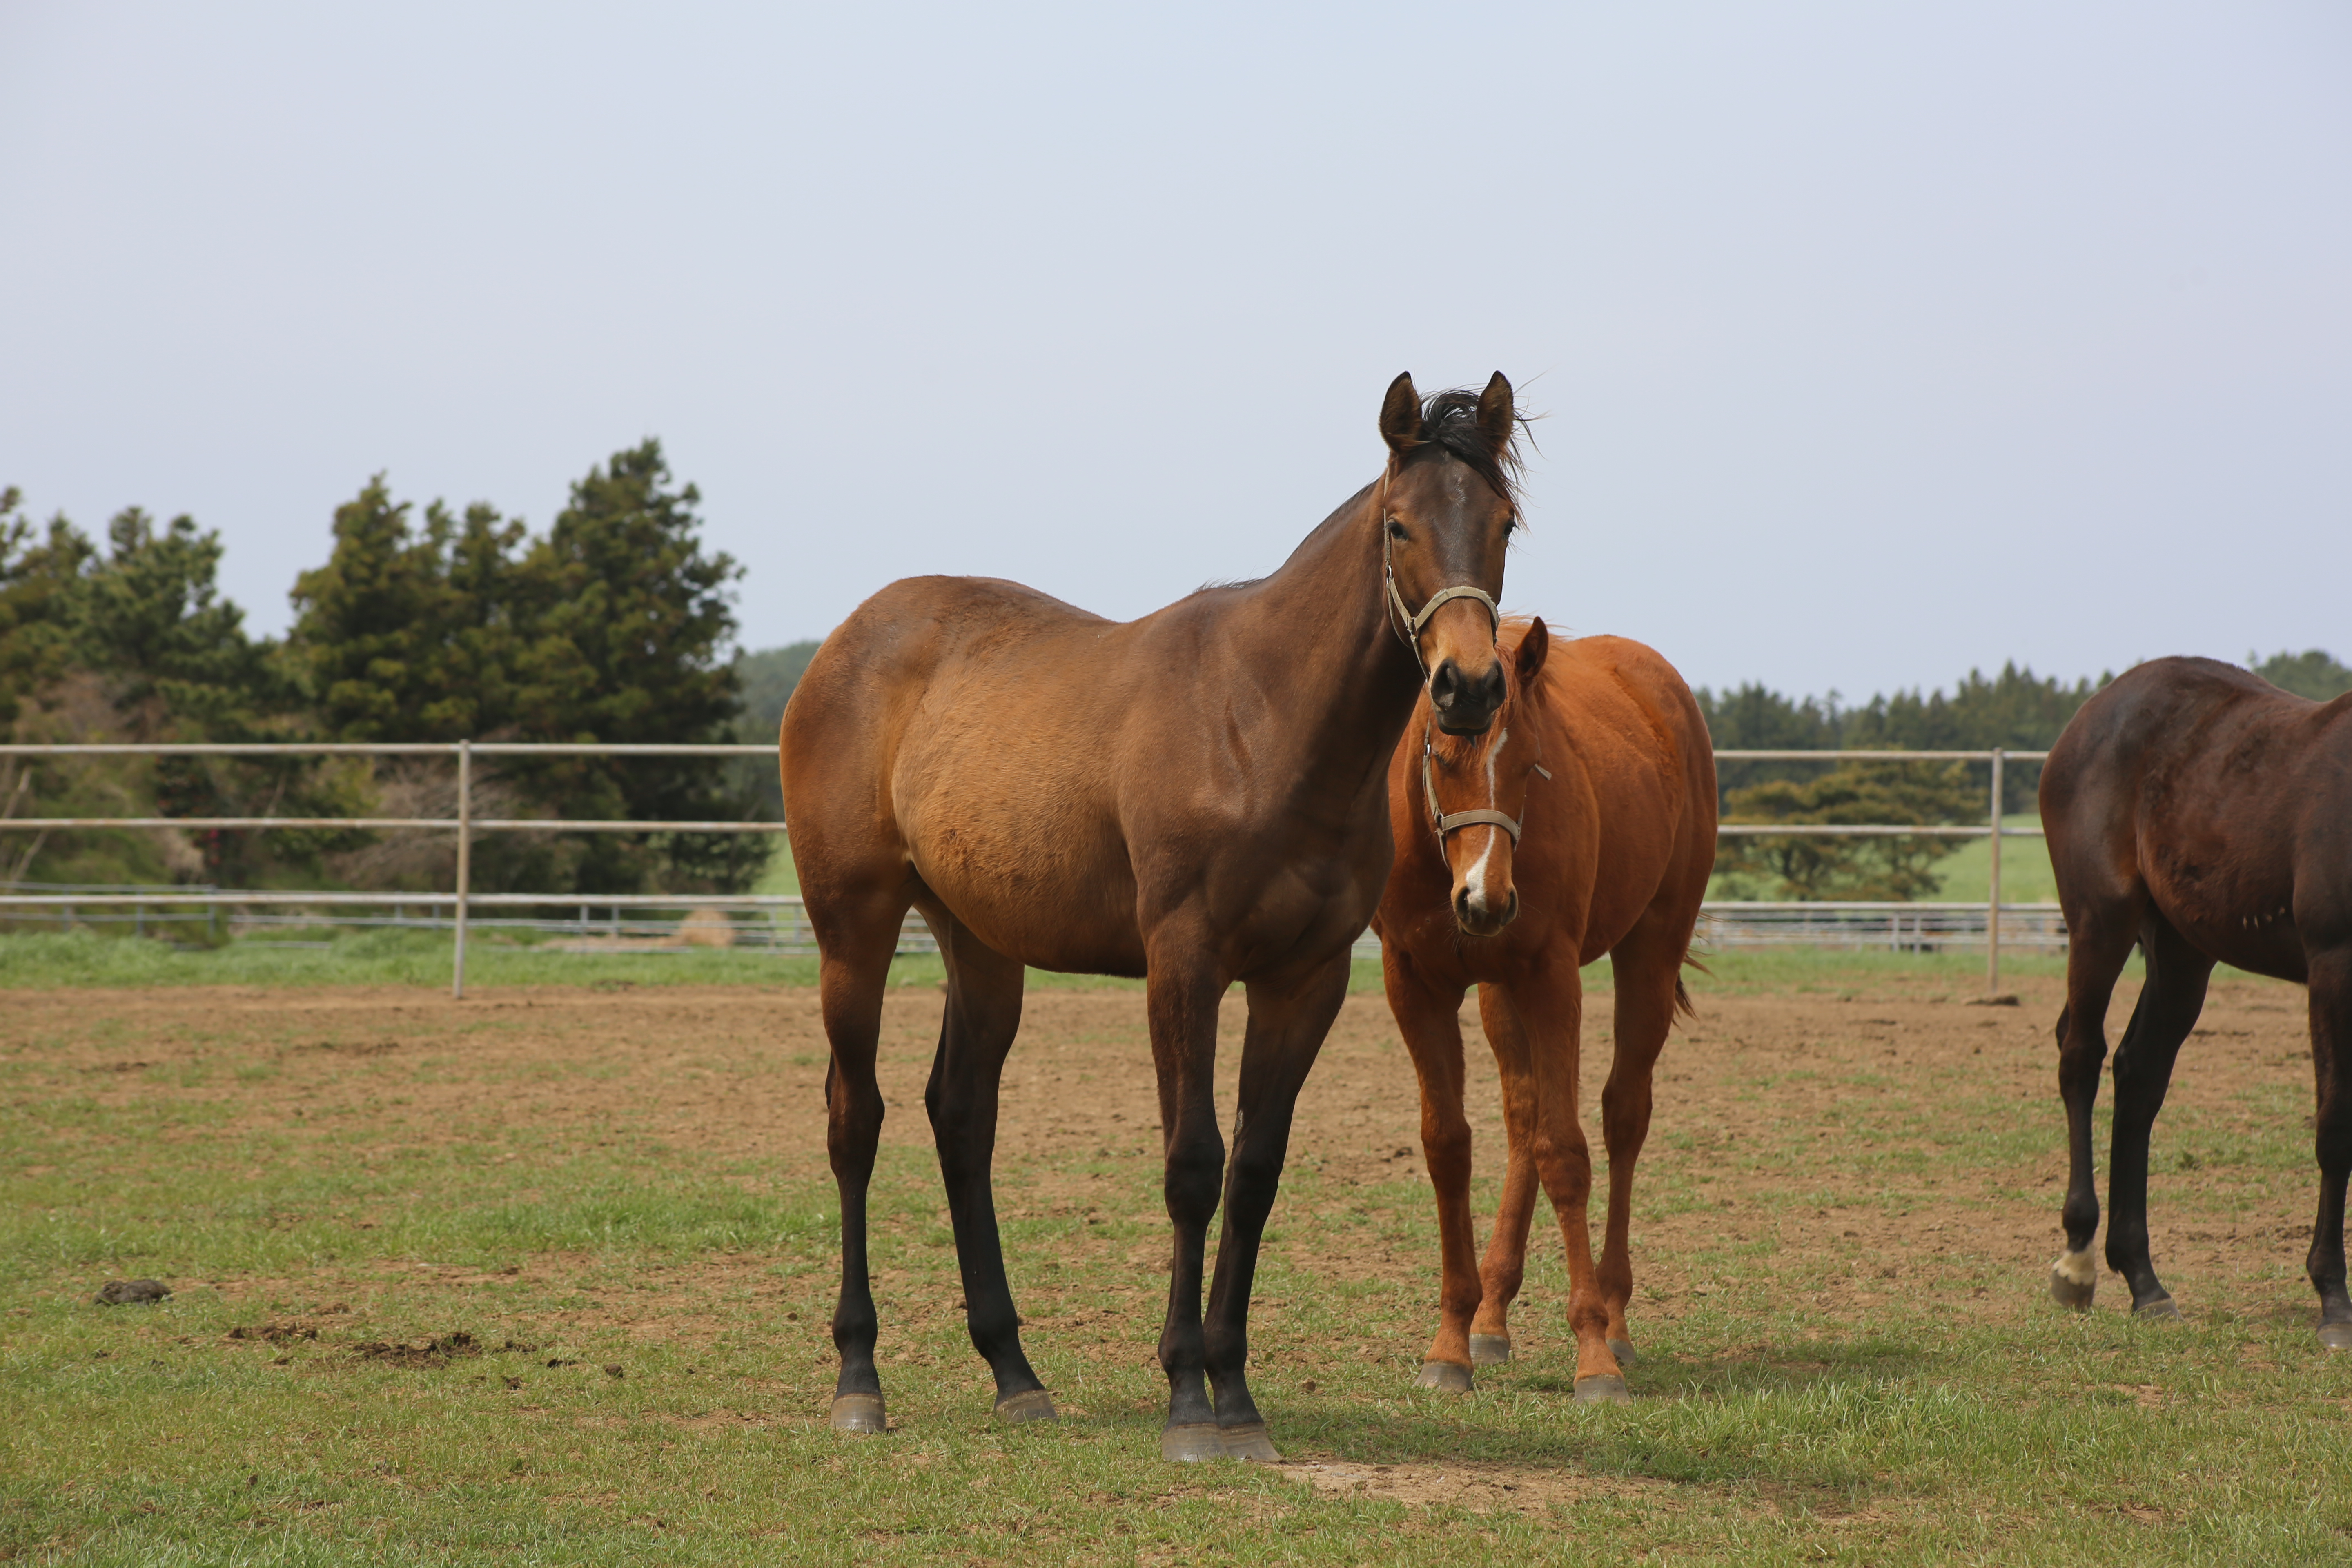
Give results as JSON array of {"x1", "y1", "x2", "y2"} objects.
[
  {"x1": 1372, "y1": 621, "x2": 1715, "y2": 1401},
  {"x1": 780, "y1": 374, "x2": 1525, "y2": 1460},
  {"x1": 2042, "y1": 656, "x2": 2352, "y2": 1349}
]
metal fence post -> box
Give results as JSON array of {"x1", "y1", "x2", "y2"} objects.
[
  {"x1": 1986, "y1": 747, "x2": 2005, "y2": 997},
  {"x1": 452, "y1": 740, "x2": 472, "y2": 1000}
]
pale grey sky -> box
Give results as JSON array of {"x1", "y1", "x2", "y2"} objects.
[{"x1": 2, "y1": 2, "x2": 2345, "y2": 698}]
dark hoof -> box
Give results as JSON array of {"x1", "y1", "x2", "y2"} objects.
[
  {"x1": 2317, "y1": 1321, "x2": 2352, "y2": 1352},
  {"x1": 994, "y1": 1388, "x2": 1057, "y2": 1424},
  {"x1": 829, "y1": 1393, "x2": 887, "y2": 1434},
  {"x1": 2132, "y1": 1294, "x2": 2183, "y2": 1322},
  {"x1": 1161, "y1": 1422, "x2": 1224, "y2": 1463},
  {"x1": 1607, "y1": 1337, "x2": 1639, "y2": 1367},
  {"x1": 2049, "y1": 1254, "x2": 2096, "y2": 1311},
  {"x1": 1468, "y1": 1333, "x2": 1512, "y2": 1365},
  {"x1": 1414, "y1": 1360, "x2": 1474, "y2": 1394},
  {"x1": 1220, "y1": 1421, "x2": 1282, "y2": 1463},
  {"x1": 1574, "y1": 1374, "x2": 1631, "y2": 1405}
]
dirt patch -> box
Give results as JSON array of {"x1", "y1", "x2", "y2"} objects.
[
  {"x1": 1282, "y1": 1457, "x2": 1670, "y2": 1514},
  {"x1": 0, "y1": 970, "x2": 2320, "y2": 1341}
]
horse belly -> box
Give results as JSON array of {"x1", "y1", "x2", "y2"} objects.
[{"x1": 901, "y1": 795, "x2": 1146, "y2": 976}]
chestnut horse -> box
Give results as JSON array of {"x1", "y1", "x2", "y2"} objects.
[
  {"x1": 2042, "y1": 656, "x2": 2352, "y2": 1350},
  {"x1": 780, "y1": 374, "x2": 1524, "y2": 1461},
  {"x1": 1372, "y1": 621, "x2": 1715, "y2": 1401}
]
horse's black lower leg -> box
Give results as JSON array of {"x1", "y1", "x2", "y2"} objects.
[
  {"x1": 816, "y1": 913, "x2": 899, "y2": 1432},
  {"x1": 2305, "y1": 948, "x2": 2352, "y2": 1350},
  {"x1": 2104, "y1": 917, "x2": 2212, "y2": 1317},
  {"x1": 921, "y1": 913, "x2": 1052, "y2": 1419},
  {"x1": 2051, "y1": 914, "x2": 2136, "y2": 1309},
  {"x1": 1199, "y1": 956, "x2": 1348, "y2": 1459},
  {"x1": 1145, "y1": 961, "x2": 1226, "y2": 1461}
]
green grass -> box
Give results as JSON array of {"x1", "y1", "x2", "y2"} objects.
[
  {"x1": 1933, "y1": 815, "x2": 2060, "y2": 905},
  {"x1": 4, "y1": 963, "x2": 2347, "y2": 1562},
  {"x1": 0, "y1": 927, "x2": 2091, "y2": 1002}
]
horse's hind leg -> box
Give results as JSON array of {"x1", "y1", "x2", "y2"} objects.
[
  {"x1": 919, "y1": 906, "x2": 1053, "y2": 1420},
  {"x1": 2304, "y1": 946, "x2": 2352, "y2": 1350},
  {"x1": 1510, "y1": 958, "x2": 1627, "y2": 1402},
  {"x1": 814, "y1": 888, "x2": 907, "y2": 1433},
  {"x1": 1594, "y1": 915, "x2": 1688, "y2": 1368},
  {"x1": 2049, "y1": 888, "x2": 2143, "y2": 1309},
  {"x1": 2103, "y1": 913, "x2": 2212, "y2": 1318}
]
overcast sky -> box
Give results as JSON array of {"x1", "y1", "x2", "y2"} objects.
[{"x1": 3, "y1": 2, "x2": 2345, "y2": 699}]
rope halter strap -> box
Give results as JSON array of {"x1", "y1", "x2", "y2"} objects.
[
  {"x1": 1421, "y1": 725, "x2": 1528, "y2": 846},
  {"x1": 1380, "y1": 480, "x2": 1501, "y2": 676}
]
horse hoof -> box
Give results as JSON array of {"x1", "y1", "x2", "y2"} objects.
[
  {"x1": 1415, "y1": 1360, "x2": 1474, "y2": 1394},
  {"x1": 2049, "y1": 1252, "x2": 2097, "y2": 1311},
  {"x1": 2317, "y1": 1321, "x2": 2352, "y2": 1352},
  {"x1": 1468, "y1": 1334, "x2": 1512, "y2": 1365},
  {"x1": 1161, "y1": 1423, "x2": 1225, "y2": 1463},
  {"x1": 1607, "y1": 1338, "x2": 1639, "y2": 1367},
  {"x1": 2132, "y1": 1294, "x2": 2183, "y2": 1322},
  {"x1": 1220, "y1": 1421, "x2": 1283, "y2": 1463},
  {"x1": 1573, "y1": 1374, "x2": 1631, "y2": 1405},
  {"x1": 829, "y1": 1393, "x2": 887, "y2": 1434},
  {"x1": 994, "y1": 1388, "x2": 1057, "y2": 1424}
]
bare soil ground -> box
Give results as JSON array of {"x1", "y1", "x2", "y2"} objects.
[{"x1": 9, "y1": 967, "x2": 2319, "y2": 1358}]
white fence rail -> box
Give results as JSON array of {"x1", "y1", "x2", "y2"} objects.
[{"x1": 0, "y1": 742, "x2": 2056, "y2": 995}]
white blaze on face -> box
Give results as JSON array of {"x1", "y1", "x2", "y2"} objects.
[{"x1": 1461, "y1": 728, "x2": 1506, "y2": 918}]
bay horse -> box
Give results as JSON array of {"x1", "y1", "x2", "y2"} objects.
[
  {"x1": 1371, "y1": 621, "x2": 1715, "y2": 1402},
  {"x1": 2042, "y1": 656, "x2": 2352, "y2": 1350},
  {"x1": 780, "y1": 373, "x2": 1525, "y2": 1461}
]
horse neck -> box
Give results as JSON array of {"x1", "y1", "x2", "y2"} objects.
[{"x1": 1225, "y1": 483, "x2": 1425, "y2": 792}]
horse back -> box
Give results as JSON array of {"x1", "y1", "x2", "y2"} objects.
[
  {"x1": 2042, "y1": 656, "x2": 2352, "y2": 979},
  {"x1": 1538, "y1": 636, "x2": 1718, "y2": 956}
]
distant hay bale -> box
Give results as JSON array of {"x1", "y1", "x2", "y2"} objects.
[{"x1": 668, "y1": 909, "x2": 737, "y2": 949}]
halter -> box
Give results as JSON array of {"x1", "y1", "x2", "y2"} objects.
[
  {"x1": 1421, "y1": 722, "x2": 1551, "y2": 847},
  {"x1": 1379, "y1": 472, "x2": 1502, "y2": 675}
]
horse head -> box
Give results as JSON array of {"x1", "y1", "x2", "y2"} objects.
[
  {"x1": 1376, "y1": 371, "x2": 1520, "y2": 735},
  {"x1": 1423, "y1": 618, "x2": 1552, "y2": 937}
]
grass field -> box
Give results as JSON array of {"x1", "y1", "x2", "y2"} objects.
[{"x1": 4, "y1": 952, "x2": 2345, "y2": 1564}]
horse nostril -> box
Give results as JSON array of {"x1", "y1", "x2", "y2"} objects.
[
  {"x1": 1477, "y1": 662, "x2": 1505, "y2": 711},
  {"x1": 1430, "y1": 660, "x2": 1461, "y2": 709}
]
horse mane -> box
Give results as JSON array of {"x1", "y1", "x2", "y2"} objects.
[{"x1": 1406, "y1": 388, "x2": 1532, "y2": 525}]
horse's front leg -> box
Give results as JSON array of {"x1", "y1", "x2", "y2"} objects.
[
  {"x1": 1145, "y1": 952, "x2": 1230, "y2": 1461},
  {"x1": 1378, "y1": 947, "x2": 1479, "y2": 1391},
  {"x1": 2307, "y1": 945, "x2": 2352, "y2": 1351},
  {"x1": 1198, "y1": 951, "x2": 1351, "y2": 1458}
]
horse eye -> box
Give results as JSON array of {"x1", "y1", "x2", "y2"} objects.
[{"x1": 1386, "y1": 519, "x2": 1408, "y2": 541}]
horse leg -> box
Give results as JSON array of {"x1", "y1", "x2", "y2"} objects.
[
  {"x1": 1470, "y1": 982, "x2": 1541, "y2": 1368},
  {"x1": 918, "y1": 907, "x2": 1052, "y2": 1421},
  {"x1": 1595, "y1": 917, "x2": 1686, "y2": 1368},
  {"x1": 1146, "y1": 953, "x2": 1231, "y2": 1462},
  {"x1": 1512, "y1": 960, "x2": 1625, "y2": 1401},
  {"x1": 2305, "y1": 946, "x2": 2352, "y2": 1350},
  {"x1": 2102, "y1": 914, "x2": 2213, "y2": 1318},
  {"x1": 2049, "y1": 898, "x2": 2141, "y2": 1309},
  {"x1": 814, "y1": 889, "x2": 907, "y2": 1433},
  {"x1": 1199, "y1": 951, "x2": 1351, "y2": 1458},
  {"x1": 1379, "y1": 947, "x2": 1479, "y2": 1392}
]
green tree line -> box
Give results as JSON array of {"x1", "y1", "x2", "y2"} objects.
[
  {"x1": 1696, "y1": 650, "x2": 2350, "y2": 899},
  {"x1": 0, "y1": 442, "x2": 776, "y2": 897}
]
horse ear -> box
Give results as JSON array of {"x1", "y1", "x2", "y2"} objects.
[
  {"x1": 1515, "y1": 617, "x2": 1550, "y2": 686},
  {"x1": 1476, "y1": 372, "x2": 1515, "y2": 455},
  {"x1": 1379, "y1": 372, "x2": 1422, "y2": 455}
]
